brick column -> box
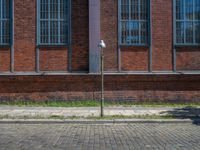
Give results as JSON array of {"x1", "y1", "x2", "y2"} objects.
[{"x1": 89, "y1": 0, "x2": 100, "y2": 73}]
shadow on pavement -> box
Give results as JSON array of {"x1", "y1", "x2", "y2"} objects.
[{"x1": 162, "y1": 107, "x2": 200, "y2": 125}]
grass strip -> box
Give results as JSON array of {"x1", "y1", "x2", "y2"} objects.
[{"x1": 0, "y1": 100, "x2": 200, "y2": 108}]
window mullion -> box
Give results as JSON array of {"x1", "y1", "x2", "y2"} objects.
[
  {"x1": 138, "y1": 0, "x2": 141, "y2": 44},
  {"x1": 118, "y1": 0, "x2": 120, "y2": 44},
  {"x1": 58, "y1": 0, "x2": 61, "y2": 43},
  {"x1": 48, "y1": 0, "x2": 50, "y2": 44},
  {"x1": 174, "y1": 0, "x2": 177, "y2": 44},
  {"x1": 183, "y1": 0, "x2": 186, "y2": 44},
  {"x1": 0, "y1": 0, "x2": 2, "y2": 44},
  {"x1": 37, "y1": 0, "x2": 40, "y2": 45},
  {"x1": 129, "y1": 0, "x2": 131, "y2": 44},
  {"x1": 118, "y1": 0, "x2": 121, "y2": 45},
  {"x1": 193, "y1": 0, "x2": 195, "y2": 44}
]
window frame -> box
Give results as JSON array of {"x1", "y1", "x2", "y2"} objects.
[
  {"x1": 0, "y1": 0, "x2": 12, "y2": 47},
  {"x1": 118, "y1": 0, "x2": 150, "y2": 46},
  {"x1": 36, "y1": 0, "x2": 71, "y2": 46},
  {"x1": 173, "y1": 0, "x2": 200, "y2": 46}
]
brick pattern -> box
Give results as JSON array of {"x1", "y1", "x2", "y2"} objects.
[
  {"x1": 14, "y1": 0, "x2": 36, "y2": 71},
  {"x1": 152, "y1": 0, "x2": 173, "y2": 71},
  {"x1": 121, "y1": 46, "x2": 149, "y2": 71},
  {"x1": 0, "y1": 0, "x2": 199, "y2": 102},
  {"x1": 176, "y1": 47, "x2": 200, "y2": 71},
  {"x1": 39, "y1": 47, "x2": 68, "y2": 71},
  {"x1": 71, "y1": 0, "x2": 89, "y2": 71},
  {"x1": 101, "y1": 0, "x2": 118, "y2": 71},
  {"x1": 0, "y1": 75, "x2": 199, "y2": 102},
  {"x1": 0, "y1": 48, "x2": 10, "y2": 72}
]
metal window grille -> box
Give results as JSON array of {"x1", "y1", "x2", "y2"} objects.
[
  {"x1": 37, "y1": 0, "x2": 71, "y2": 46},
  {"x1": 174, "y1": 0, "x2": 200, "y2": 45},
  {"x1": 118, "y1": 0, "x2": 149, "y2": 46},
  {"x1": 0, "y1": 0, "x2": 11, "y2": 45}
]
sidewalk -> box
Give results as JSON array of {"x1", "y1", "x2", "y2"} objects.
[{"x1": 0, "y1": 106, "x2": 200, "y2": 118}]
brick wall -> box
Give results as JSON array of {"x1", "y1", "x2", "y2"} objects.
[
  {"x1": 0, "y1": 0, "x2": 199, "y2": 102},
  {"x1": 71, "y1": 0, "x2": 89, "y2": 71},
  {"x1": 0, "y1": 75, "x2": 199, "y2": 102},
  {"x1": 176, "y1": 47, "x2": 200, "y2": 71},
  {"x1": 14, "y1": 0, "x2": 36, "y2": 72},
  {"x1": 151, "y1": 0, "x2": 173, "y2": 71},
  {"x1": 121, "y1": 46, "x2": 149, "y2": 71},
  {"x1": 0, "y1": 48, "x2": 10, "y2": 72},
  {"x1": 39, "y1": 47, "x2": 68, "y2": 71},
  {"x1": 101, "y1": 0, "x2": 118, "y2": 71}
]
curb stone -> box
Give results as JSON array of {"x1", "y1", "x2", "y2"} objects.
[{"x1": 0, "y1": 119, "x2": 199, "y2": 124}]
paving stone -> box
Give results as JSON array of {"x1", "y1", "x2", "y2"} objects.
[{"x1": 0, "y1": 123, "x2": 199, "y2": 150}]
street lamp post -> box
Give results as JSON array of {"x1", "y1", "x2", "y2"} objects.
[{"x1": 99, "y1": 40, "x2": 106, "y2": 117}]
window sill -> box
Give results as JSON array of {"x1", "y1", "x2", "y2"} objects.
[
  {"x1": 119, "y1": 45, "x2": 149, "y2": 51},
  {"x1": 119, "y1": 44, "x2": 148, "y2": 47},
  {"x1": 0, "y1": 71, "x2": 200, "y2": 76},
  {"x1": 0, "y1": 44, "x2": 11, "y2": 48},
  {"x1": 37, "y1": 44, "x2": 70, "y2": 48},
  {"x1": 174, "y1": 44, "x2": 200, "y2": 48}
]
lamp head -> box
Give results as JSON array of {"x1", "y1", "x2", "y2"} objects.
[{"x1": 99, "y1": 40, "x2": 106, "y2": 48}]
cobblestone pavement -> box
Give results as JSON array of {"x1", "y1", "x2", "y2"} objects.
[{"x1": 0, "y1": 123, "x2": 200, "y2": 150}]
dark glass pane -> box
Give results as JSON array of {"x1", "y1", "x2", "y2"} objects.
[
  {"x1": 185, "y1": 22, "x2": 194, "y2": 43},
  {"x1": 2, "y1": 0, "x2": 10, "y2": 18},
  {"x1": 185, "y1": 0, "x2": 193, "y2": 20},
  {"x1": 131, "y1": 0, "x2": 139, "y2": 20},
  {"x1": 0, "y1": 29, "x2": 1, "y2": 44},
  {"x1": 50, "y1": 21, "x2": 58, "y2": 43},
  {"x1": 195, "y1": 0, "x2": 200, "y2": 20},
  {"x1": 176, "y1": 22, "x2": 184, "y2": 43},
  {"x1": 0, "y1": 2, "x2": 1, "y2": 18},
  {"x1": 140, "y1": 21, "x2": 147, "y2": 44},
  {"x1": 121, "y1": 0, "x2": 130, "y2": 20},
  {"x1": 60, "y1": 21, "x2": 68, "y2": 43},
  {"x1": 195, "y1": 22, "x2": 200, "y2": 43},
  {"x1": 50, "y1": 0, "x2": 58, "y2": 19},
  {"x1": 176, "y1": 0, "x2": 184, "y2": 20},
  {"x1": 140, "y1": 0, "x2": 147, "y2": 20},
  {"x1": 2, "y1": 20, "x2": 10, "y2": 43},
  {"x1": 40, "y1": 0, "x2": 48, "y2": 19},
  {"x1": 121, "y1": 21, "x2": 130, "y2": 44},
  {"x1": 40, "y1": 21, "x2": 49, "y2": 43},
  {"x1": 129, "y1": 21, "x2": 139, "y2": 44},
  {"x1": 0, "y1": 1, "x2": 1, "y2": 43},
  {"x1": 60, "y1": 0, "x2": 67, "y2": 19}
]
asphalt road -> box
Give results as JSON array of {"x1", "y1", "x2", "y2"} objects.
[{"x1": 0, "y1": 123, "x2": 200, "y2": 150}]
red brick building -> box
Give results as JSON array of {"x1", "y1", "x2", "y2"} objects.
[{"x1": 0, "y1": 0, "x2": 199, "y2": 102}]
